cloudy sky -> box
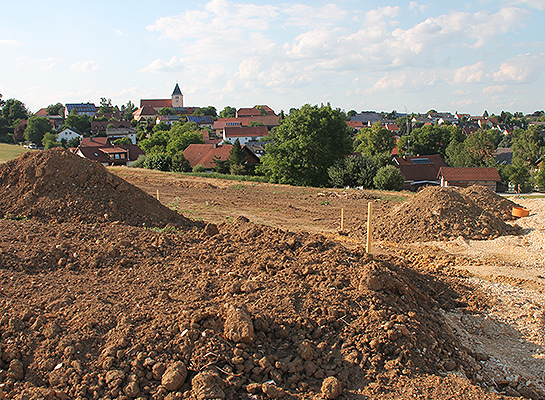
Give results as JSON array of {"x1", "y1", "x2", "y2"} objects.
[{"x1": 1, "y1": 0, "x2": 544, "y2": 115}]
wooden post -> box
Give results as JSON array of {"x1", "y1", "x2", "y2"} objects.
[
  {"x1": 156, "y1": 189, "x2": 160, "y2": 201},
  {"x1": 366, "y1": 202, "x2": 373, "y2": 253},
  {"x1": 340, "y1": 208, "x2": 345, "y2": 232}
]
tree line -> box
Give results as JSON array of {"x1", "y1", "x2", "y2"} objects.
[{"x1": 2, "y1": 93, "x2": 544, "y2": 191}]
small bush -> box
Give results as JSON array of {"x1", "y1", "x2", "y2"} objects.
[
  {"x1": 131, "y1": 154, "x2": 146, "y2": 168},
  {"x1": 373, "y1": 165, "x2": 405, "y2": 191},
  {"x1": 328, "y1": 155, "x2": 377, "y2": 188},
  {"x1": 192, "y1": 164, "x2": 206, "y2": 173},
  {"x1": 143, "y1": 153, "x2": 172, "y2": 171}
]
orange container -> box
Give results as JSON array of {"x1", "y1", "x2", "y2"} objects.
[{"x1": 512, "y1": 206, "x2": 530, "y2": 218}]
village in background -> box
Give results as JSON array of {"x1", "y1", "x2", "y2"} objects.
[{"x1": 1, "y1": 83, "x2": 544, "y2": 193}]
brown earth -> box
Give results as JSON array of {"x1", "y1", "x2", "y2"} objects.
[{"x1": 0, "y1": 150, "x2": 541, "y2": 399}]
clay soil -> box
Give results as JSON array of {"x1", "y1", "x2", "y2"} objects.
[{"x1": 0, "y1": 150, "x2": 544, "y2": 400}]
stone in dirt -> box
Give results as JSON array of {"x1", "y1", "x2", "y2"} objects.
[
  {"x1": 321, "y1": 376, "x2": 343, "y2": 399},
  {"x1": 191, "y1": 371, "x2": 225, "y2": 400},
  {"x1": 224, "y1": 304, "x2": 255, "y2": 344},
  {"x1": 161, "y1": 362, "x2": 187, "y2": 391}
]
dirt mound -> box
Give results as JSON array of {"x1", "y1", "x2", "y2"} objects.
[
  {"x1": 0, "y1": 216, "x2": 511, "y2": 399},
  {"x1": 0, "y1": 149, "x2": 191, "y2": 227},
  {"x1": 461, "y1": 185, "x2": 520, "y2": 221},
  {"x1": 375, "y1": 186, "x2": 519, "y2": 243}
]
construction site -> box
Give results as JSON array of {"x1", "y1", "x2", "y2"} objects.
[{"x1": 0, "y1": 148, "x2": 544, "y2": 399}]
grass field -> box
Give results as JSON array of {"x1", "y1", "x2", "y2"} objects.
[{"x1": 0, "y1": 143, "x2": 30, "y2": 163}]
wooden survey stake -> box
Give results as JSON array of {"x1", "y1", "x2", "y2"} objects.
[
  {"x1": 156, "y1": 189, "x2": 160, "y2": 201},
  {"x1": 340, "y1": 208, "x2": 345, "y2": 232},
  {"x1": 366, "y1": 202, "x2": 373, "y2": 253}
]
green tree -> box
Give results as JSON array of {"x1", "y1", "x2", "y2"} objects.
[
  {"x1": 327, "y1": 155, "x2": 378, "y2": 188},
  {"x1": 219, "y1": 106, "x2": 236, "y2": 118},
  {"x1": 2, "y1": 98, "x2": 28, "y2": 126},
  {"x1": 193, "y1": 106, "x2": 217, "y2": 118},
  {"x1": 46, "y1": 103, "x2": 64, "y2": 116},
  {"x1": 98, "y1": 98, "x2": 115, "y2": 113},
  {"x1": 512, "y1": 127, "x2": 543, "y2": 166},
  {"x1": 120, "y1": 101, "x2": 137, "y2": 121},
  {"x1": 143, "y1": 153, "x2": 172, "y2": 171},
  {"x1": 65, "y1": 112, "x2": 91, "y2": 134},
  {"x1": 229, "y1": 139, "x2": 246, "y2": 175},
  {"x1": 158, "y1": 107, "x2": 174, "y2": 116},
  {"x1": 446, "y1": 129, "x2": 502, "y2": 167},
  {"x1": 508, "y1": 158, "x2": 531, "y2": 193},
  {"x1": 171, "y1": 152, "x2": 191, "y2": 172},
  {"x1": 113, "y1": 137, "x2": 132, "y2": 145},
  {"x1": 355, "y1": 122, "x2": 396, "y2": 156},
  {"x1": 255, "y1": 105, "x2": 267, "y2": 116},
  {"x1": 373, "y1": 165, "x2": 405, "y2": 191},
  {"x1": 24, "y1": 116, "x2": 52, "y2": 144},
  {"x1": 399, "y1": 124, "x2": 463, "y2": 157},
  {"x1": 42, "y1": 132, "x2": 61, "y2": 149},
  {"x1": 262, "y1": 104, "x2": 353, "y2": 187}
]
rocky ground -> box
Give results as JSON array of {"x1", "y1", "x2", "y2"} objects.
[{"x1": 0, "y1": 149, "x2": 543, "y2": 399}]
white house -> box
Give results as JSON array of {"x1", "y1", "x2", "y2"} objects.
[{"x1": 57, "y1": 128, "x2": 82, "y2": 144}]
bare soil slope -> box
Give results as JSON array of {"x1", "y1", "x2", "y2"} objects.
[{"x1": 0, "y1": 152, "x2": 537, "y2": 399}]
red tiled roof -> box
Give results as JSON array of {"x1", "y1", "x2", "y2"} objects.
[
  {"x1": 133, "y1": 104, "x2": 159, "y2": 118},
  {"x1": 347, "y1": 121, "x2": 366, "y2": 129},
  {"x1": 236, "y1": 106, "x2": 275, "y2": 117},
  {"x1": 35, "y1": 108, "x2": 48, "y2": 117},
  {"x1": 438, "y1": 167, "x2": 501, "y2": 182},
  {"x1": 140, "y1": 99, "x2": 172, "y2": 108},
  {"x1": 81, "y1": 137, "x2": 110, "y2": 147},
  {"x1": 384, "y1": 123, "x2": 399, "y2": 131},
  {"x1": 224, "y1": 125, "x2": 268, "y2": 138},
  {"x1": 183, "y1": 144, "x2": 233, "y2": 169},
  {"x1": 396, "y1": 164, "x2": 440, "y2": 182},
  {"x1": 214, "y1": 118, "x2": 242, "y2": 130}
]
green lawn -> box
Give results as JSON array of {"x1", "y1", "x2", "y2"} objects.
[{"x1": 0, "y1": 144, "x2": 30, "y2": 163}]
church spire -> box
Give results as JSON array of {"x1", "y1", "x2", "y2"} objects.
[
  {"x1": 172, "y1": 83, "x2": 182, "y2": 96},
  {"x1": 172, "y1": 83, "x2": 183, "y2": 108}
]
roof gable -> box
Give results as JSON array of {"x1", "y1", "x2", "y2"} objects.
[
  {"x1": 183, "y1": 144, "x2": 233, "y2": 169},
  {"x1": 438, "y1": 167, "x2": 501, "y2": 182}
]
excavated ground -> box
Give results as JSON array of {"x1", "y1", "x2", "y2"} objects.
[{"x1": 0, "y1": 150, "x2": 543, "y2": 400}]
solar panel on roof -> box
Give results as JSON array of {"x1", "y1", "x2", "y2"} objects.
[{"x1": 411, "y1": 158, "x2": 431, "y2": 164}]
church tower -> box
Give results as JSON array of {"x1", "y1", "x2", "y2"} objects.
[{"x1": 172, "y1": 83, "x2": 183, "y2": 108}]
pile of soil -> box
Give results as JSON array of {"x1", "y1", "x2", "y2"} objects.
[
  {"x1": 375, "y1": 186, "x2": 519, "y2": 243},
  {"x1": 0, "y1": 217, "x2": 514, "y2": 399},
  {"x1": 0, "y1": 149, "x2": 191, "y2": 228},
  {"x1": 461, "y1": 185, "x2": 520, "y2": 221}
]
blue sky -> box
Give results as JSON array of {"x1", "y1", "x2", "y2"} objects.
[{"x1": 1, "y1": 0, "x2": 544, "y2": 115}]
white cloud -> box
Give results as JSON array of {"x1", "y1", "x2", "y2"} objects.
[
  {"x1": 505, "y1": 0, "x2": 545, "y2": 9},
  {"x1": 492, "y1": 53, "x2": 545, "y2": 83},
  {"x1": 0, "y1": 39, "x2": 23, "y2": 46},
  {"x1": 283, "y1": 3, "x2": 348, "y2": 27},
  {"x1": 454, "y1": 62, "x2": 486, "y2": 83},
  {"x1": 409, "y1": 2, "x2": 428, "y2": 13},
  {"x1": 141, "y1": 56, "x2": 185, "y2": 73},
  {"x1": 70, "y1": 61, "x2": 98, "y2": 72},
  {"x1": 40, "y1": 57, "x2": 62, "y2": 70}
]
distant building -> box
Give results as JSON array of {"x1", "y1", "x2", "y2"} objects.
[
  {"x1": 76, "y1": 137, "x2": 144, "y2": 166},
  {"x1": 65, "y1": 103, "x2": 97, "y2": 118},
  {"x1": 350, "y1": 112, "x2": 382, "y2": 124},
  {"x1": 57, "y1": 128, "x2": 83, "y2": 143},
  {"x1": 438, "y1": 167, "x2": 501, "y2": 192}
]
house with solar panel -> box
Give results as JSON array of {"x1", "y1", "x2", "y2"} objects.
[{"x1": 65, "y1": 103, "x2": 97, "y2": 118}]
